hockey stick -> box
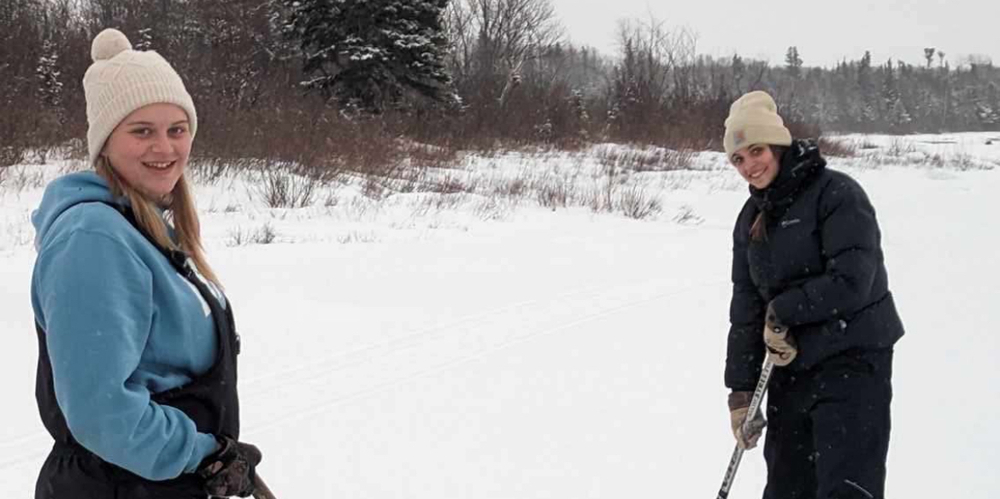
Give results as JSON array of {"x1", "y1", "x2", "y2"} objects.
[
  {"x1": 715, "y1": 358, "x2": 774, "y2": 499},
  {"x1": 253, "y1": 473, "x2": 277, "y2": 499}
]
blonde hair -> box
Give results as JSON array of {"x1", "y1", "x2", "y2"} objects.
[{"x1": 96, "y1": 157, "x2": 221, "y2": 287}]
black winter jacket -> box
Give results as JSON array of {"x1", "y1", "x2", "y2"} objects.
[{"x1": 725, "y1": 140, "x2": 904, "y2": 391}]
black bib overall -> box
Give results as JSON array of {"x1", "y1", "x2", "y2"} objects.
[{"x1": 34, "y1": 205, "x2": 241, "y2": 498}]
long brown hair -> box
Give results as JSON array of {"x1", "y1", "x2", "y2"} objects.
[
  {"x1": 748, "y1": 145, "x2": 788, "y2": 242},
  {"x1": 749, "y1": 212, "x2": 767, "y2": 242},
  {"x1": 96, "y1": 157, "x2": 221, "y2": 287}
]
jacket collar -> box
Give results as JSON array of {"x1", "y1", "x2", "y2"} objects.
[{"x1": 750, "y1": 139, "x2": 826, "y2": 215}]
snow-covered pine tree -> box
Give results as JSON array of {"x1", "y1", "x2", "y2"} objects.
[
  {"x1": 34, "y1": 35, "x2": 65, "y2": 160},
  {"x1": 283, "y1": 0, "x2": 456, "y2": 112},
  {"x1": 829, "y1": 61, "x2": 854, "y2": 130},
  {"x1": 785, "y1": 46, "x2": 802, "y2": 79},
  {"x1": 36, "y1": 38, "x2": 62, "y2": 110},
  {"x1": 880, "y1": 59, "x2": 911, "y2": 131},
  {"x1": 135, "y1": 27, "x2": 154, "y2": 51},
  {"x1": 731, "y1": 54, "x2": 746, "y2": 94},
  {"x1": 987, "y1": 82, "x2": 1000, "y2": 129},
  {"x1": 813, "y1": 91, "x2": 840, "y2": 130},
  {"x1": 607, "y1": 38, "x2": 638, "y2": 135},
  {"x1": 856, "y1": 51, "x2": 878, "y2": 130}
]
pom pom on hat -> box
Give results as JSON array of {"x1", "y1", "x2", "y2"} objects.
[
  {"x1": 723, "y1": 91, "x2": 792, "y2": 157},
  {"x1": 83, "y1": 28, "x2": 197, "y2": 167},
  {"x1": 91, "y1": 28, "x2": 133, "y2": 62}
]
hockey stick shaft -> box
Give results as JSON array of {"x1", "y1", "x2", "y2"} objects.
[
  {"x1": 715, "y1": 359, "x2": 774, "y2": 499},
  {"x1": 253, "y1": 473, "x2": 277, "y2": 499}
]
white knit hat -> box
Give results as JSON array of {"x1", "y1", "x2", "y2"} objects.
[
  {"x1": 723, "y1": 91, "x2": 791, "y2": 156},
  {"x1": 83, "y1": 28, "x2": 197, "y2": 166}
]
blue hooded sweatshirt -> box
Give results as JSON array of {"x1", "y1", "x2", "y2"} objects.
[{"x1": 31, "y1": 171, "x2": 220, "y2": 480}]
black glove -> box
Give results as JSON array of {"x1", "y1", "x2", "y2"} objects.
[{"x1": 198, "y1": 436, "x2": 262, "y2": 498}]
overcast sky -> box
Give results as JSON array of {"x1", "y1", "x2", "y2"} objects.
[{"x1": 550, "y1": 0, "x2": 999, "y2": 68}]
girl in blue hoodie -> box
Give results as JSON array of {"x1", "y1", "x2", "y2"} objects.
[{"x1": 31, "y1": 29, "x2": 262, "y2": 498}]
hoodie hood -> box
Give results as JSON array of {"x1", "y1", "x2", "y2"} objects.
[
  {"x1": 28, "y1": 169, "x2": 223, "y2": 481},
  {"x1": 32, "y1": 171, "x2": 122, "y2": 249}
]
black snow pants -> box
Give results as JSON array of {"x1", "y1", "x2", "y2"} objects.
[{"x1": 763, "y1": 348, "x2": 893, "y2": 499}]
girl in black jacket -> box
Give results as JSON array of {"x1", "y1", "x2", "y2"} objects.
[{"x1": 723, "y1": 91, "x2": 904, "y2": 499}]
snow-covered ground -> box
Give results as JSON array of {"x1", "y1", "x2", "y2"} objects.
[{"x1": 1, "y1": 133, "x2": 998, "y2": 497}]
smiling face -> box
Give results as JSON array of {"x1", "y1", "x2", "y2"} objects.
[
  {"x1": 730, "y1": 143, "x2": 780, "y2": 189},
  {"x1": 102, "y1": 103, "x2": 193, "y2": 201}
]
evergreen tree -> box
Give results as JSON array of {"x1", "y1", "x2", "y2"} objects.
[
  {"x1": 607, "y1": 38, "x2": 635, "y2": 134},
  {"x1": 856, "y1": 51, "x2": 877, "y2": 128},
  {"x1": 283, "y1": 0, "x2": 456, "y2": 112},
  {"x1": 35, "y1": 38, "x2": 62, "y2": 110},
  {"x1": 987, "y1": 82, "x2": 1000, "y2": 127},
  {"x1": 940, "y1": 62, "x2": 955, "y2": 129},
  {"x1": 731, "y1": 53, "x2": 745, "y2": 93},
  {"x1": 785, "y1": 46, "x2": 802, "y2": 79},
  {"x1": 880, "y1": 59, "x2": 911, "y2": 131},
  {"x1": 135, "y1": 27, "x2": 154, "y2": 51}
]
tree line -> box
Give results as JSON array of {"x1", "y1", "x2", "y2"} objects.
[{"x1": 2, "y1": 0, "x2": 998, "y2": 168}]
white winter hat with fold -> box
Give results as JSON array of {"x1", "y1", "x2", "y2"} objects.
[
  {"x1": 723, "y1": 90, "x2": 791, "y2": 157},
  {"x1": 83, "y1": 28, "x2": 197, "y2": 166}
]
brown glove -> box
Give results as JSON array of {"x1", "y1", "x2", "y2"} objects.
[
  {"x1": 764, "y1": 304, "x2": 797, "y2": 366},
  {"x1": 728, "y1": 391, "x2": 765, "y2": 450}
]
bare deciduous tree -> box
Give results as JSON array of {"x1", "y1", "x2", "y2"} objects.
[{"x1": 446, "y1": 0, "x2": 563, "y2": 101}]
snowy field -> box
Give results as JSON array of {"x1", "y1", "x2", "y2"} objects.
[{"x1": 1, "y1": 133, "x2": 998, "y2": 497}]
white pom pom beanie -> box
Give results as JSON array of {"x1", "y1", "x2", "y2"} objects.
[
  {"x1": 83, "y1": 28, "x2": 197, "y2": 166},
  {"x1": 723, "y1": 91, "x2": 791, "y2": 157}
]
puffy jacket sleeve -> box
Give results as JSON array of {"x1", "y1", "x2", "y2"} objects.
[
  {"x1": 725, "y1": 204, "x2": 766, "y2": 391},
  {"x1": 34, "y1": 229, "x2": 218, "y2": 480},
  {"x1": 769, "y1": 175, "x2": 882, "y2": 327}
]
